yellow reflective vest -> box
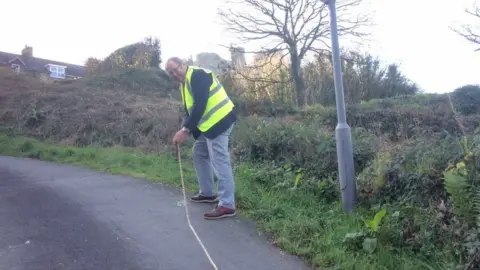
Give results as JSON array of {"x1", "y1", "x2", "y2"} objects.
[{"x1": 180, "y1": 66, "x2": 235, "y2": 132}]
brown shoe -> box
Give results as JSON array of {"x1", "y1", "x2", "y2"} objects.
[{"x1": 204, "y1": 205, "x2": 236, "y2": 220}]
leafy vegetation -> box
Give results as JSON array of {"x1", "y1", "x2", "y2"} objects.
[
  {"x1": 84, "y1": 36, "x2": 162, "y2": 73},
  {"x1": 0, "y1": 134, "x2": 450, "y2": 270},
  {"x1": 0, "y1": 67, "x2": 182, "y2": 152},
  {"x1": 1, "y1": 33, "x2": 480, "y2": 269}
]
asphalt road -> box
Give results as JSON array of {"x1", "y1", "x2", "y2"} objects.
[{"x1": 0, "y1": 156, "x2": 311, "y2": 270}]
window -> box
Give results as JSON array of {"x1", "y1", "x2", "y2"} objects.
[
  {"x1": 11, "y1": 64, "x2": 20, "y2": 73},
  {"x1": 48, "y1": 65, "x2": 66, "y2": 79}
]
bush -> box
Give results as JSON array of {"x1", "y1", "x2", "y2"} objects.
[
  {"x1": 231, "y1": 117, "x2": 375, "y2": 180},
  {"x1": 224, "y1": 92, "x2": 480, "y2": 144},
  {"x1": 358, "y1": 134, "x2": 465, "y2": 206},
  {"x1": 230, "y1": 97, "x2": 299, "y2": 117},
  {"x1": 350, "y1": 135, "x2": 480, "y2": 268},
  {"x1": 302, "y1": 105, "x2": 474, "y2": 141},
  {"x1": 359, "y1": 93, "x2": 450, "y2": 113},
  {"x1": 0, "y1": 68, "x2": 182, "y2": 152},
  {"x1": 85, "y1": 68, "x2": 178, "y2": 98},
  {"x1": 451, "y1": 84, "x2": 480, "y2": 116}
]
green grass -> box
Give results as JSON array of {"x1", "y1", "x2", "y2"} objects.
[
  {"x1": 0, "y1": 134, "x2": 197, "y2": 190},
  {"x1": 0, "y1": 134, "x2": 449, "y2": 270}
]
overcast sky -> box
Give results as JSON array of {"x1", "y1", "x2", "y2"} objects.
[{"x1": 1, "y1": 0, "x2": 479, "y2": 93}]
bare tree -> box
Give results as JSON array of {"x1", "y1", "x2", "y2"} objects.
[
  {"x1": 218, "y1": 0, "x2": 371, "y2": 106},
  {"x1": 451, "y1": 5, "x2": 480, "y2": 51}
]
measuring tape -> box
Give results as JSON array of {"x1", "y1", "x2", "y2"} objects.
[{"x1": 177, "y1": 144, "x2": 219, "y2": 270}]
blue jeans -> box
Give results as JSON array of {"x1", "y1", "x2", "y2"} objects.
[{"x1": 192, "y1": 124, "x2": 235, "y2": 209}]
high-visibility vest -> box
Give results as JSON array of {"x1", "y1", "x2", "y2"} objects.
[{"x1": 180, "y1": 66, "x2": 234, "y2": 132}]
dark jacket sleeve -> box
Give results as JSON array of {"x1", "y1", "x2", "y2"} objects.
[{"x1": 183, "y1": 69, "x2": 212, "y2": 131}]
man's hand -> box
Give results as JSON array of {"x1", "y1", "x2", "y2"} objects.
[{"x1": 172, "y1": 128, "x2": 189, "y2": 145}]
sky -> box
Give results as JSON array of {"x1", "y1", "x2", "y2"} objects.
[{"x1": 1, "y1": 0, "x2": 479, "y2": 94}]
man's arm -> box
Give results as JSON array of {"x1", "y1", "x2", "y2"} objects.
[{"x1": 183, "y1": 69, "x2": 212, "y2": 131}]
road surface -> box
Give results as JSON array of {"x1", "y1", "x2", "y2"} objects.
[{"x1": 0, "y1": 156, "x2": 311, "y2": 270}]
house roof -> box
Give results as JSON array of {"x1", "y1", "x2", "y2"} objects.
[{"x1": 0, "y1": 51, "x2": 86, "y2": 77}]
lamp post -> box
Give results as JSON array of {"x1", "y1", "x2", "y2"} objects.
[{"x1": 319, "y1": 0, "x2": 356, "y2": 212}]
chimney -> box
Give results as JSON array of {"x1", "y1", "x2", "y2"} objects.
[{"x1": 21, "y1": 45, "x2": 33, "y2": 58}]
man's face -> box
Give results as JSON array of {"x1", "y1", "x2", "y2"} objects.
[{"x1": 166, "y1": 60, "x2": 187, "y2": 82}]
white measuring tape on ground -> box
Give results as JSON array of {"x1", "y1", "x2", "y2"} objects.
[{"x1": 176, "y1": 144, "x2": 219, "y2": 270}]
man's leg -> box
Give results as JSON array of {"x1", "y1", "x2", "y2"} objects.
[
  {"x1": 204, "y1": 124, "x2": 236, "y2": 219},
  {"x1": 191, "y1": 135, "x2": 217, "y2": 203}
]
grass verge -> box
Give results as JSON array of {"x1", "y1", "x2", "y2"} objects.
[
  {"x1": 0, "y1": 134, "x2": 198, "y2": 190},
  {"x1": 0, "y1": 134, "x2": 447, "y2": 270}
]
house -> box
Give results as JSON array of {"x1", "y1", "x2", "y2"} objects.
[{"x1": 0, "y1": 45, "x2": 86, "y2": 80}]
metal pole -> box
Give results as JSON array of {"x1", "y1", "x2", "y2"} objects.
[{"x1": 322, "y1": 0, "x2": 356, "y2": 212}]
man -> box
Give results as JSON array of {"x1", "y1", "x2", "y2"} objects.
[{"x1": 165, "y1": 57, "x2": 237, "y2": 220}]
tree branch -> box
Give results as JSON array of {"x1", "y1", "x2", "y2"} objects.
[
  {"x1": 218, "y1": 43, "x2": 292, "y2": 84},
  {"x1": 219, "y1": 0, "x2": 371, "y2": 62},
  {"x1": 218, "y1": 0, "x2": 372, "y2": 106},
  {"x1": 451, "y1": 5, "x2": 480, "y2": 51}
]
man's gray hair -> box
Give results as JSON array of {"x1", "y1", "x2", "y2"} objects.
[{"x1": 167, "y1": 57, "x2": 185, "y2": 65}]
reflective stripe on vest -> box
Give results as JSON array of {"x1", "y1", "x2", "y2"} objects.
[
  {"x1": 180, "y1": 66, "x2": 234, "y2": 132},
  {"x1": 183, "y1": 76, "x2": 224, "y2": 114}
]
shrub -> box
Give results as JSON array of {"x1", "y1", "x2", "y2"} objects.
[
  {"x1": 0, "y1": 68, "x2": 182, "y2": 152},
  {"x1": 302, "y1": 105, "x2": 471, "y2": 141},
  {"x1": 355, "y1": 134, "x2": 480, "y2": 267},
  {"x1": 359, "y1": 134, "x2": 464, "y2": 206},
  {"x1": 231, "y1": 98, "x2": 299, "y2": 117},
  {"x1": 85, "y1": 67, "x2": 178, "y2": 98},
  {"x1": 451, "y1": 84, "x2": 480, "y2": 116},
  {"x1": 359, "y1": 93, "x2": 450, "y2": 113},
  {"x1": 231, "y1": 117, "x2": 375, "y2": 180}
]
